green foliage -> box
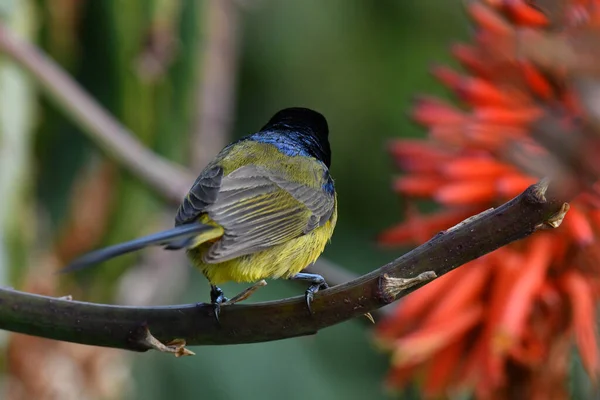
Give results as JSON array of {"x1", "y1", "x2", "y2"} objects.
[{"x1": 0, "y1": 0, "x2": 36, "y2": 288}]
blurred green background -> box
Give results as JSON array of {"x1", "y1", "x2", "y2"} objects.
[{"x1": 0, "y1": 0, "x2": 468, "y2": 399}]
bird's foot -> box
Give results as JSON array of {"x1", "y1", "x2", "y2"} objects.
[
  {"x1": 209, "y1": 281, "x2": 267, "y2": 322},
  {"x1": 223, "y1": 280, "x2": 267, "y2": 306},
  {"x1": 290, "y1": 272, "x2": 328, "y2": 315},
  {"x1": 210, "y1": 285, "x2": 228, "y2": 323},
  {"x1": 305, "y1": 281, "x2": 329, "y2": 314}
]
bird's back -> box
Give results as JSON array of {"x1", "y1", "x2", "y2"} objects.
[{"x1": 177, "y1": 134, "x2": 337, "y2": 283}]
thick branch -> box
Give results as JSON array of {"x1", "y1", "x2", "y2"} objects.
[
  {"x1": 0, "y1": 21, "x2": 194, "y2": 204},
  {"x1": 0, "y1": 182, "x2": 566, "y2": 352}
]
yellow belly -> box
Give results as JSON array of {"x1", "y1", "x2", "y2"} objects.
[{"x1": 187, "y1": 218, "x2": 335, "y2": 285}]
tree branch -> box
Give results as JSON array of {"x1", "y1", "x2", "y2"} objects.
[
  {"x1": 192, "y1": 0, "x2": 239, "y2": 171},
  {"x1": 0, "y1": 21, "x2": 194, "y2": 204},
  {"x1": 0, "y1": 181, "x2": 567, "y2": 352}
]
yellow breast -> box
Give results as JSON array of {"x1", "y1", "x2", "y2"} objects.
[{"x1": 187, "y1": 203, "x2": 337, "y2": 285}]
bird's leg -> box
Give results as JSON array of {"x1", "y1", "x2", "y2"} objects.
[
  {"x1": 208, "y1": 281, "x2": 267, "y2": 322},
  {"x1": 289, "y1": 272, "x2": 329, "y2": 314},
  {"x1": 223, "y1": 280, "x2": 267, "y2": 305},
  {"x1": 210, "y1": 285, "x2": 228, "y2": 323}
]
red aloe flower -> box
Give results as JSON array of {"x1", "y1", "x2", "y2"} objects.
[{"x1": 376, "y1": 1, "x2": 600, "y2": 398}]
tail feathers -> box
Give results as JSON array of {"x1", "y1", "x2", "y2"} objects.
[
  {"x1": 163, "y1": 237, "x2": 197, "y2": 250},
  {"x1": 61, "y1": 223, "x2": 215, "y2": 274}
]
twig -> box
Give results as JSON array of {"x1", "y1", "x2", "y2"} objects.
[
  {"x1": 0, "y1": 21, "x2": 194, "y2": 204},
  {"x1": 192, "y1": 0, "x2": 240, "y2": 171},
  {"x1": 0, "y1": 181, "x2": 567, "y2": 351}
]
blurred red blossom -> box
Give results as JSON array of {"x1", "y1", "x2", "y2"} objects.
[{"x1": 376, "y1": 0, "x2": 600, "y2": 398}]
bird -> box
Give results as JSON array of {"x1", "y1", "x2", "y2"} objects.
[{"x1": 63, "y1": 107, "x2": 337, "y2": 321}]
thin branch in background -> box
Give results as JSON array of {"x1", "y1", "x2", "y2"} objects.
[
  {"x1": 192, "y1": 0, "x2": 240, "y2": 171},
  {"x1": 0, "y1": 180, "x2": 570, "y2": 351},
  {"x1": 0, "y1": 22, "x2": 194, "y2": 204}
]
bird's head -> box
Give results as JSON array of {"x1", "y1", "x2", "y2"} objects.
[{"x1": 260, "y1": 107, "x2": 331, "y2": 167}]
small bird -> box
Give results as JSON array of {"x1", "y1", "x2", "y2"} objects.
[{"x1": 63, "y1": 107, "x2": 337, "y2": 320}]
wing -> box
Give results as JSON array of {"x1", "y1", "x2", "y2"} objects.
[
  {"x1": 203, "y1": 164, "x2": 335, "y2": 263},
  {"x1": 175, "y1": 164, "x2": 224, "y2": 226}
]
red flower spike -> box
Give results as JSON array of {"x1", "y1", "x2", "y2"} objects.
[
  {"x1": 484, "y1": 250, "x2": 524, "y2": 331},
  {"x1": 460, "y1": 127, "x2": 518, "y2": 149},
  {"x1": 468, "y1": 1, "x2": 515, "y2": 35},
  {"x1": 429, "y1": 126, "x2": 472, "y2": 147},
  {"x1": 494, "y1": 235, "x2": 554, "y2": 349},
  {"x1": 423, "y1": 340, "x2": 465, "y2": 397},
  {"x1": 435, "y1": 180, "x2": 498, "y2": 205},
  {"x1": 451, "y1": 43, "x2": 493, "y2": 78},
  {"x1": 442, "y1": 157, "x2": 516, "y2": 179},
  {"x1": 378, "y1": 207, "x2": 477, "y2": 246},
  {"x1": 388, "y1": 139, "x2": 450, "y2": 161},
  {"x1": 520, "y1": 60, "x2": 555, "y2": 100},
  {"x1": 496, "y1": 174, "x2": 537, "y2": 198},
  {"x1": 430, "y1": 66, "x2": 462, "y2": 90},
  {"x1": 473, "y1": 106, "x2": 543, "y2": 125},
  {"x1": 432, "y1": 67, "x2": 517, "y2": 107},
  {"x1": 505, "y1": 0, "x2": 550, "y2": 26},
  {"x1": 391, "y1": 305, "x2": 483, "y2": 366},
  {"x1": 422, "y1": 261, "x2": 491, "y2": 326},
  {"x1": 562, "y1": 204, "x2": 595, "y2": 246},
  {"x1": 393, "y1": 176, "x2": 444, "y2": 197},
  {"x1": 587, "y1": 208, "x2": 600, "y2": 228},
  {"x1": 412, "y1": 97, "x2": 466, "y2": 126},
  {"x1": 476, "y1": 251, "x2": 523, "y2": 385},
  {"x1": 379, "y1": 0, "x2": 600, "y2": 396},
  {"x1": 577, "y1": 191, "x2": 600, "y2": 209},
  {"x1": 377, "y1": 269, "x2": 467, "y2": 340}
]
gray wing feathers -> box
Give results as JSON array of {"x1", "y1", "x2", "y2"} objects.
[
  {"x1": 273, "y1": 179, "x2": 335, "y2": 233},
  {"x1": 175, "y1": 165, "x2": 223, "y2": 226},
  {"x1": 202, "y1": 164, "x2": 334, "y2": 263}
]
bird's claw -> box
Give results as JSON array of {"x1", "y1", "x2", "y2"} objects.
[
  {"x1": 210, "y1": 285, "x2": 228, "y2": 324},
  {"x1": 305, "y1": 281, "x2": 328, "y2": 314}
]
